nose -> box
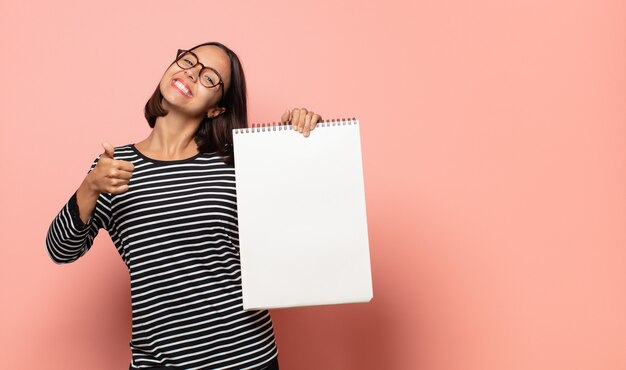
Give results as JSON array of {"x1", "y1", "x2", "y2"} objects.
[{"x1": 184, "y1": 64, "x2": 203, "y2": 82}]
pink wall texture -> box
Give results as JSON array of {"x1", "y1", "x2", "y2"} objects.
[{"x1": 1, "y1": 0, "x2": 625, "y2": 369}]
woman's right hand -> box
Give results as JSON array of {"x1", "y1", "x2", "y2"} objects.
[{"x1": 88, "y1": 142, "x2": 135, "y2": 195}]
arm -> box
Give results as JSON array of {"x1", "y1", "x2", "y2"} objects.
[
  {"x1": 76, "y1": 173, "x2": 100, "y2": 225},
  {"x1": 45, "y1": 156, "x2": 113, "y2": 264}
]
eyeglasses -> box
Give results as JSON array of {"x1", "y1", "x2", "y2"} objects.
[{"x1": 175, "y1": 49, "x2": 224, "y2": 103}]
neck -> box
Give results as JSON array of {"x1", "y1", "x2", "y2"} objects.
[{"x1": 141, "y1": 109, "x2": 203, "y2": 158}]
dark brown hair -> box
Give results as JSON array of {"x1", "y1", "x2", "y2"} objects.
[{"x1": 144, "y1": 41, "x2": 247, "y2": 166}]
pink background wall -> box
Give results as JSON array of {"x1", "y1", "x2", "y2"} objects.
[{"x1": 1, "y1": 0, "x2": 625, "y2": 369}]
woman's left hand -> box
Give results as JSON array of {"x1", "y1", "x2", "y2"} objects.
[{"x1": 281, "y1": 108, "x2": 322, "y2": 138}]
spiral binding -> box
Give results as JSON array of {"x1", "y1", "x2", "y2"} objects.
[{"x1": 233, "y1": 117, "x2": 359, "y2": 134}]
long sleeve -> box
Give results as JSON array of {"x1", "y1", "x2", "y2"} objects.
[{"x1": 45, "y1": 157, "x2": 113, "y2": 264}]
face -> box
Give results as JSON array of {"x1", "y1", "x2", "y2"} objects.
[{"x1": 159, "y1": 45, "x2": 232, "y2": 119}]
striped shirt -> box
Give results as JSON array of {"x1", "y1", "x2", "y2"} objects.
[{"x1": 45, "y1": 144, "x2": 279, "y2": 369}]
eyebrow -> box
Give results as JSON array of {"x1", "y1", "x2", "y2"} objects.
[{"x1": 199, "y1": 59, "x2": 223, "y2": 77}]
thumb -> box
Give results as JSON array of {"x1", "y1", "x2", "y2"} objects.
[
  {"x1": 101, "y1": 141, "x2": 115, "y2": 159},
  {"x1": 280, "y1": 109, "x2": 291, "y2": 123}
]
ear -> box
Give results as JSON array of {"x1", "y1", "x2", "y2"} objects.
[{"x1": 206, "y1": 107, "x2": 226, "y2": 119}]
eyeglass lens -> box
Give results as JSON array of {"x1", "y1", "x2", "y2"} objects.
[{"x1": 176, "y1": 51, "x2": 220, "y2": 88}]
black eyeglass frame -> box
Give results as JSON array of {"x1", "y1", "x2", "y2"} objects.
[{"x1": 175, "y1": 48, "x2": 225, "y2": 106}]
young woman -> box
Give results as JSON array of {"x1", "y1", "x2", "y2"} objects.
[{"x1": 45, "y1": 41, "x2": 322, "y2": 370}]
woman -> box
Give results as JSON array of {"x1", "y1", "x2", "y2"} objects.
[{"x1": 45, "y1": 41, "x2": 322, "y2": 369}]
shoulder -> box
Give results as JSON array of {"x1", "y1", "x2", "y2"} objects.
[
  {"x1": 114, "y1": 143, "x2": 134, "y2": 154},
  {"x1": 111, "y1": 143, "x2": 137, "y2": 160},
  {"x1": 200, "y1": 151, "x2": 232, "y2": 165}
]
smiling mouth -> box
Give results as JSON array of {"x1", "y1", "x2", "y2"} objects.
[{"x1": 172, "y1": 79, "x2": 192, "y2": 97}]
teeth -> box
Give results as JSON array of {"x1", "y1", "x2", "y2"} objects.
[{"x1": 174, "y1": 80, "x2": 191, "y2": 96}]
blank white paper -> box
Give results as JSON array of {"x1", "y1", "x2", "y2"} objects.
[{"x1": 233, "y1": 119, "x2": 373, "y2": 310}]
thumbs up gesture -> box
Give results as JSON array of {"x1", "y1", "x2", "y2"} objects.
[{"x1": 89, "y1": 142, "x2": 135, "y2": 195}]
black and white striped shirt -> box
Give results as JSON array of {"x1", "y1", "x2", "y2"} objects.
[{"x1": 46, "y1": 144, "x2": 279, "y2": 369}]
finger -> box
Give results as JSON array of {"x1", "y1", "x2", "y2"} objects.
[
  {"x1": 109, "y1": 184, "x2": 130, "y2": 195},
  {"x1": 296, "y1": 108, "x2": 306, "y2": 132},
  {"x1": 281, "y1": 109, "x2": 291, "y2": 123},
  {"x1": 101, "y1": 142, "x2": 115, "y2": 159},
  {"x1": 310, "y1": 113, "x2": 321, "y2": 131},
  {"x1": 115, "y1": 160, "x2": 135, "y2": 173},
  {"x1": 110, "y1": 168, "x2": 133, "y2": 180},
  {"x1": 298, "y1": 108, "x2": 309, "y2": 132},
  {"x1": 291, "y1": 109, "x2": 301, "y2": 130},
  {"x1": 303, "y1": 112, "x2": 312, "y2": 137},
  {"x1": 109, "y1": 178, "x2": 130, "y2": 187}
]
